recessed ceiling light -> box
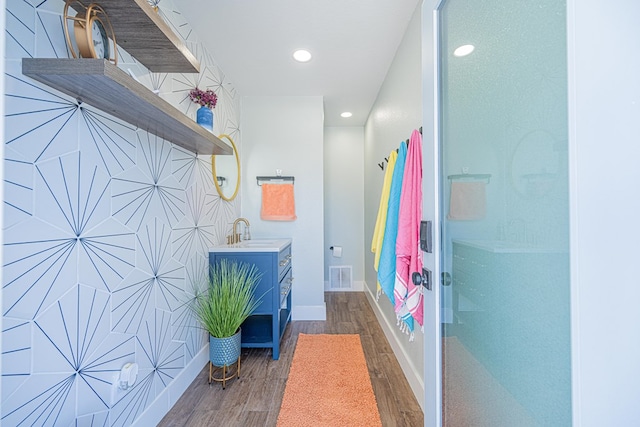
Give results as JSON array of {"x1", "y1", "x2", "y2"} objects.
[
  {"x1": 453, "y1": 44, "x2": 475, "y2": 57},
  {"x1": 293, "y1": 49, "x2": 312, "y2": 62},
  {"x1": 341, "y1": 112, "x2": 353, "y2": 118}
]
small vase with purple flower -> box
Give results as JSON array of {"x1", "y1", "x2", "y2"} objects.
[{"x1": 189, "y1": 87, "x2": 218, "y2": 132}]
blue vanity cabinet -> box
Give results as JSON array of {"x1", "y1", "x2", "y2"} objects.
[{"x1": 209, "y1": 242, "x2": 292, "y2": 360}]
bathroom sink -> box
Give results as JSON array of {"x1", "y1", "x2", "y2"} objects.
[
  {"x1": 242, "y1": 242, "x2": 276, "y2": 247},
  {"x1": 242, "y1": 240, "x2": 278, "y2": 246},
  {"x1": 210, "y1": 238, "x2": 291, "y2": 253}
]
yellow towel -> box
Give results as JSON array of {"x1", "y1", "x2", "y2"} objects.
[
  {"x1": 371, "y1": 151, "x2": 397, "y2": 295},
  {"x1": 371, "y1": 150, "x2": 397, "y2": 270},
  {"x1": 448, "y1": 181, "x2": 486, "y2": 220},
  {"x1": 261, "y1": 183, "x2": 297, "y2": 221}
]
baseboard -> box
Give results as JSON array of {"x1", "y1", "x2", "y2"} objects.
[
  {"x1": 323, "y1": 280, "x2": 365, "y2": 292},
  {"x1": 364, "y1": 285, "x2": 425, "y2": 412},
  {"x1": 132, "y1": 346, "x2": 208, "y2": 427},
  {"x1": 292, "y1": 303, "x2": 327, "y2": 320}
]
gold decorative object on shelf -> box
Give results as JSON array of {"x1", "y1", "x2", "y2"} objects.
[{"x1": 63, "y1": 0, "x2": 118, "y2": 65}]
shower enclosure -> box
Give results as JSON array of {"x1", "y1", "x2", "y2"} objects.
[{"x1": 438, "y1": 1, "x2": 571, "y2": 425}]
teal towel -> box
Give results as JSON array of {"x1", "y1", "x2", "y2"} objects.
[{"x1": 377, "y1": 141, "x2": 407, "y2": 304}]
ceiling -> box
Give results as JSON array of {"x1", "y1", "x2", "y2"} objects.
[{"x1": 181, "y1": 0, "x2": 421, "y2": 127}]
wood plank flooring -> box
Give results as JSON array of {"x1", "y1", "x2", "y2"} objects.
[{"x1": 158, "y1": 292, "x2": 423, "y2": 427}]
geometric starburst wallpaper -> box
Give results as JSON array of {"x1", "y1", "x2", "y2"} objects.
[{"x1": 2, "y1": 0, "x2": 240, "y2": 425}]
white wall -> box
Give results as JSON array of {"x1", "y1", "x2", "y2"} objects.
[
  {"x1": 364, "y1": 4, "x2": 425, "y2": 406},
  {"x1": 568, "y1": 1, "x2": 640, "y2": 425},
  {"x1": 323, "y1": 127, "x2": 365, "y2": 289},
  {"x1": 241, "y1": 96, "x2": 326, "y2": 320}
]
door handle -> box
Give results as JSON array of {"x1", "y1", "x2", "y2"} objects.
[
  {"x1": 441, "y1": 272, "x2": 452, "y2": 286},
  {"x1": 412, "y1": 268, "x2": 432, "y2": 291}
]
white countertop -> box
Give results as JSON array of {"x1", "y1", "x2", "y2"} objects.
[
  {"x1": 452, "y1": 239, "x2": 567, "y2": 254},
  {"x1": 209, "y1": 238, "x2": 292, "y2": 253}
]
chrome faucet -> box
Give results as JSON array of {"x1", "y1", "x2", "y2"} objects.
[
  {"x1": 229, "y1": 217, "x2": 251, "y2": 244},
  {"x1": 508, "y1": 218, "x2": 527, "y2": 243}
]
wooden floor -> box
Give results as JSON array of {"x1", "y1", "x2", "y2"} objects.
[{"x1": 158, "y1": 292, "x2": 423, "y2": 427}]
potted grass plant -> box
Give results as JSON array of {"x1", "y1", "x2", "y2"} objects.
[{"x1": 193, "y1": 259, "x2": 264, "y2": 372}]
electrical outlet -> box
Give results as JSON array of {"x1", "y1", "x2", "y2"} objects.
[{"x1": 110, "y1": 373, "x2": 128, "y2": 406}]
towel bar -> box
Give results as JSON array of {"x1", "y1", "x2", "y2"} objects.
[
  {"x1": 256, "y1": 176, "x2": 295, "y2": 186},
  {"x1": 447, "y1": 173, "x2": 491, "y2": 183}
]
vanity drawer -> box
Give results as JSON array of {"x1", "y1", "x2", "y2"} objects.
[
  {"x1": 280, "y1": 268, "x2": 293, "y2": 308},
  {"x1": 278, "y1": 244, "x2": 292, "y2": 280}
]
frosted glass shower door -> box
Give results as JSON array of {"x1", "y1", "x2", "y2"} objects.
[{"x1": 439, "y1": 1, "x2": 571, "y2": 425}]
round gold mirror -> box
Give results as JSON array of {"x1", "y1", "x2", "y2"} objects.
[
  {"x1": 510, "y1": 129, "x2": 560, "y2": 198},
  {"x1": 212, "y1": 134, "x2": 240, "y2": 201}
]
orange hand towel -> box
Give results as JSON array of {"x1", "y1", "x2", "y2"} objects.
[
  {"x1": 448, "y1": 181, "x2": 486, "y2": 220},
  {"x1": 261, "y1": 183, "x2": 297, "y2": 221}
]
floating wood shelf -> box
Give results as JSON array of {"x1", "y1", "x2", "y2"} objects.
[
  {"x1": 22, "y1": 58, "x2": 232, "y2": 155},
  {"x1": 63, "y1": 0, "x2": 200, "y2": 73}
]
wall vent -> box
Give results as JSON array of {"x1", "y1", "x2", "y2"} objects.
[{"x1": 328, "y1": 266, "x2": 353, "y2": 290}]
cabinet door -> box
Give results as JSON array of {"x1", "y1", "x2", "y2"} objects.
[{"x1": 208, "y1": 252, "x2": 276, "y2": 314}]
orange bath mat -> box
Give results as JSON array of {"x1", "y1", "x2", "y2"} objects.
[{"x1": 277, "y1": 334, "x2": 382, "y2": 427}]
